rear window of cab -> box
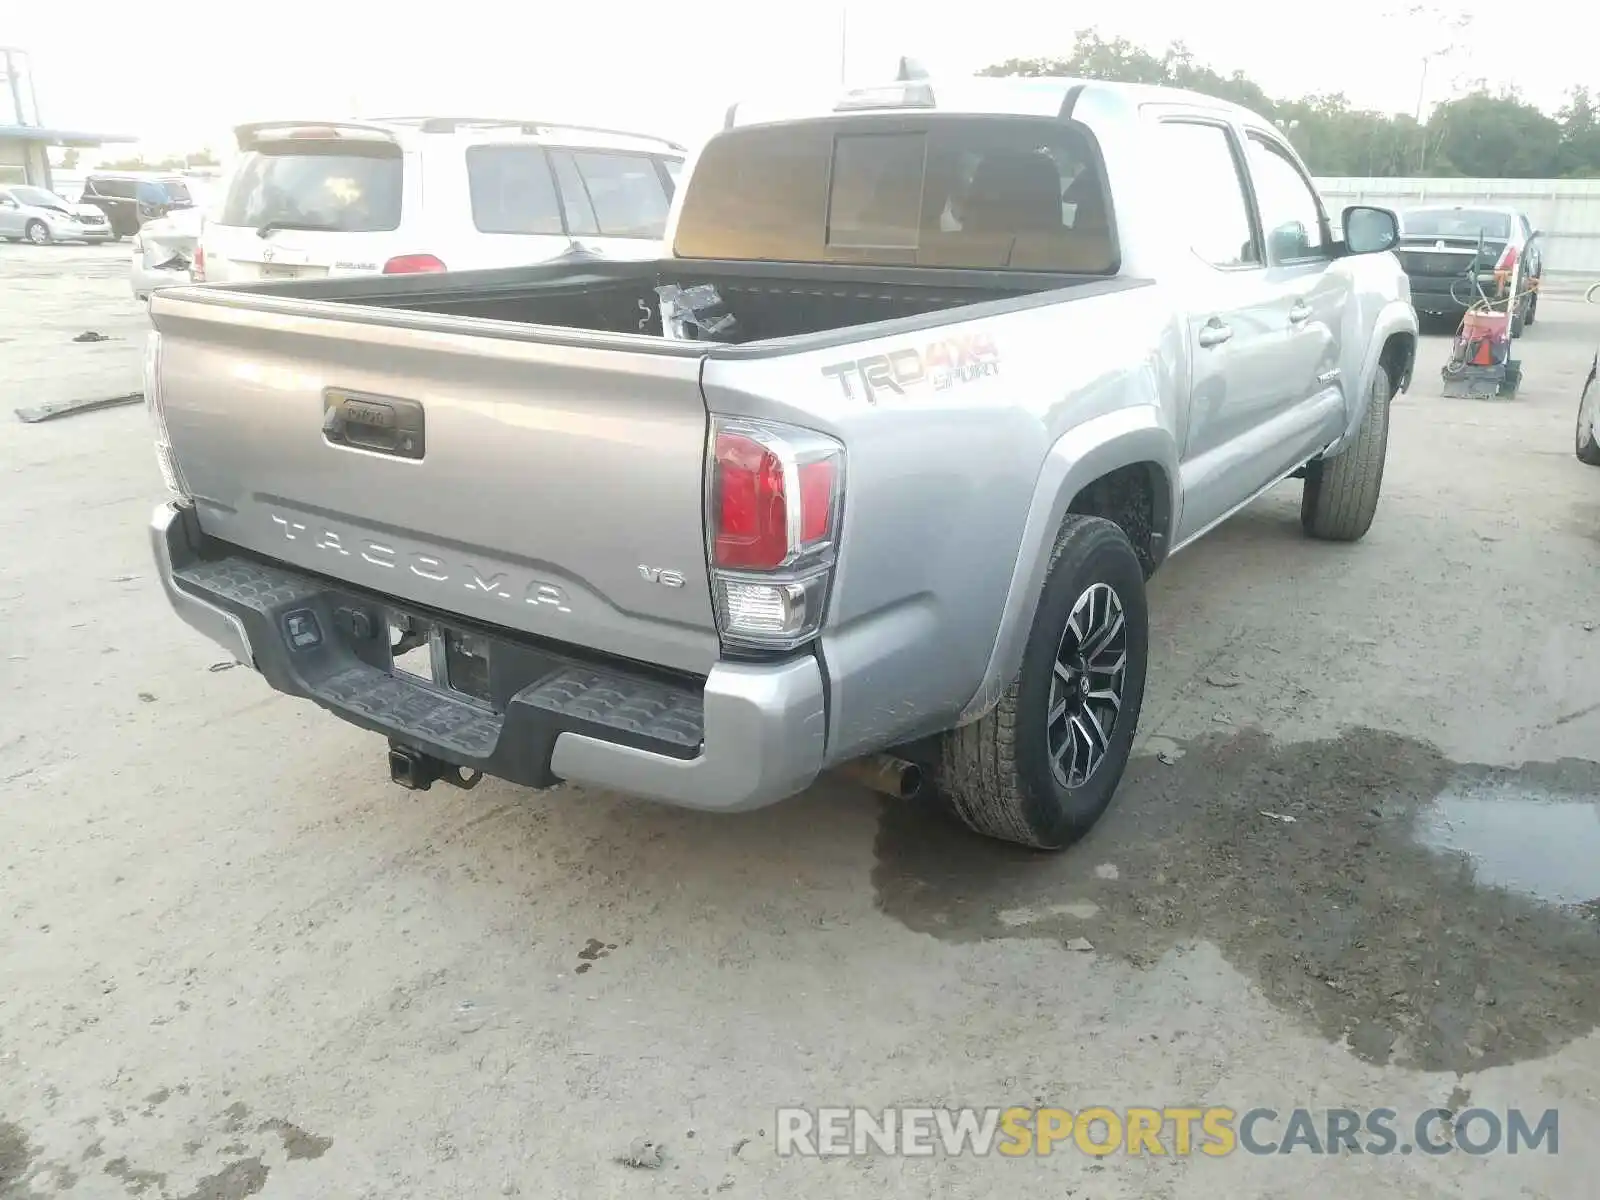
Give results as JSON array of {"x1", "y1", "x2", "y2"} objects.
[{"x1": 673, "y1": 114, "x2": 1118, "y2": 273}]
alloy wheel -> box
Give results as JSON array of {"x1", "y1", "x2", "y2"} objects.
[{"x1": 1046, "y1": 581, "x2": 1128, "y2": 788}]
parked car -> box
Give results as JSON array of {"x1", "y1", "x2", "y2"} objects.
[
  {"x1": 0, "y1": 184, "x2": 115, "y2": 244},
  {"x1": 79, "y1": 173, "x2": 195, "y2": 239},
  {"x1": 193, "y1": 116, "x2": 686, "y2": 284},
  {"x1": 144, "y1": 72, "x2": 1416, "y2": 850},
  {"x1": 1394, "y1": 204, "x2": 1543, "y2": 335},
  {"x1": 130, "y1": 206, "x2": 204, "y2": 300}
]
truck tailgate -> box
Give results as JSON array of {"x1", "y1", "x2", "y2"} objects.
[{"x1": 151, "y1": 293, "x2": 720, "y2": 675}]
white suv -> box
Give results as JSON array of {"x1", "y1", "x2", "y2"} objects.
[{"x1": 196, "y1": 116, "x2": 686, "y2": 284}]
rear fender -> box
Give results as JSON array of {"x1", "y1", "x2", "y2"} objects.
[{"x1": 957, "y1": 407, "x2": 1179, "y2": 725}]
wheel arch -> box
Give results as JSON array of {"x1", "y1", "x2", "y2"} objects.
[
  {"x1": 1378, "y1": 329, "x2": 1416, "y2": 395},
  {"x1": 957, "y1": 408, "x2": 1179, "y2": 726}
]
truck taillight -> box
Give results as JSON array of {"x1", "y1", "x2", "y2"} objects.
[
  {"x1": 1497, "y1": 244, "x2": 1519, "y2": 272},
  {"x1": 143, "y1": 331, "x2": 189, "y2": 499},
  {"x1": 192, "y1": 240, "x2": 205, "y2": 281},
  {"x1": 383, "y1": 253, "x2": 447, "y2": 274},
  {"x1": 707, "y1": 418, "x2": 844, "y2": 651}
]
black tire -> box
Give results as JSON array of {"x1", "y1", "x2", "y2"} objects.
[
  {"x1": 1511, "y1": 306, "x2": 1525, "y2": 338},
  {"x1": 1577, "y1": 373, "x2": 1600, "y2": 467},
  {"x1": 1302, "y1": 364, "x2": 1391, "y2": 542},
  {"x1": 25, "y1": 219, "x2": 49, "y2": 246},
  {"x1": 1525, "y1": 292, "x2": 1538, "y2": 326},
  {"x1": 936, "y1": 516, "x2": 1149, "y2": 850}
]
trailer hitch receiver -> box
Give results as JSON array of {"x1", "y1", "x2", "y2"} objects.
[{"x1": 387, "y1": 741, "x2": 483, "y2": 791}]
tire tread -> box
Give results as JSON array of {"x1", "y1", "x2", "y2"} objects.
[
  {"x1": 1578, "y1": 377, "x2": 1600, "y2": 466},
  {"x1": 1302, "y1": 366, "x2": 1391, "y2": 542},
  {"x1": 938, "y1": 517, "x2": 1143, "y2": 849}
]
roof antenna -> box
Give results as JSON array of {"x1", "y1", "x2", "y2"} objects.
[{"x1": 896, "y1": 57, "x2": 929, "y2": 82}]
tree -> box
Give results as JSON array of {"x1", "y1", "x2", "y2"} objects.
[
  {"x1": 1556, "y1": 88, "x2": 1600, "y2": 178},
  {"x1": 1426, "y1": 92, "x2": 1562, "y2": 177},
  {"x1": 93, "y1": 150, "x2": 215, "y2": 172},
  {"x1": 981, "y1": 32, "x2": 1600, "y2": 178}
]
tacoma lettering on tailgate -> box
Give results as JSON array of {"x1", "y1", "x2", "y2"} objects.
[
  {"x1": 269, "y1": 515, "x2": 572, "y2": 612},
  {"x1": 820, "y1": 333, "x2": 1001, "y2": 403}
]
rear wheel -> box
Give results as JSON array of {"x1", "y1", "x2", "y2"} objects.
[
  {"x1": 1577, "y1": 374, "x2": 1600, "y2": 466},
  {"x1": 936, "y1": 516, "x2": 1149, "y2": 850},
  {"x1": 1525, "y1": 291, "x2": 1538, "y2": 326},
  {"x1": 25, "y1": 219, "x2": 49, "y2": 246},
  {"x1": 1302, "y1": 365, "x2": 1391, "y2": 542}
]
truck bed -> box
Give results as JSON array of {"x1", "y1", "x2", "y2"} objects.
[
  {"x1": 149, "y1": 256, "x2": 1143, "y2": 688},
  {"x1": 214, "y1": 256, "x2": 1110, "y2": 345}
]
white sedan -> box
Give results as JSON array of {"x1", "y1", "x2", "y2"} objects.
[{"x1": 0, "y1": 185, "x2": 116, "y2": 244}]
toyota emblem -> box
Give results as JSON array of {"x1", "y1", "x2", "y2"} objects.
[{"x1": 261, "y1": 246, "x2": 275, "y2": 263}]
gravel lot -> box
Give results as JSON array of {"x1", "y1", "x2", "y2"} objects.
[{"x1": 2, "y1": 243, "x2": 1597, "y2": 1199}]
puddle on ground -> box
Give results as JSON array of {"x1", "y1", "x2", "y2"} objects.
[
  {"x1": 873, "y1": 728, "x2": 1600, "y2": 1073},
  {"x1": 1416, "y1": 775, "x2": 1600, "y2": 905}
]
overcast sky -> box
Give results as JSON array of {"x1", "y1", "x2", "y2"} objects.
[{"x1": 8, "y1": 0, "x2": 1596, "y2": 157}]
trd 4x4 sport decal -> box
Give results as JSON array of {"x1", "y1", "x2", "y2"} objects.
[{"x1": 820, "y1": 333, "x2": 1001, "y2": 403}]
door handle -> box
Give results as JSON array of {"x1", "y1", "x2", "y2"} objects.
[
  {"x1": 1197, "y1": 321, "x2": 1233, "y2": 348},
  {"x1": 1288, "y1": 301, "x2": 1313, "y2": 324}
]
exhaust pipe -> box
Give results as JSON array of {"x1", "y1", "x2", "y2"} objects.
[{"x1": 838, "y1": 754, "x2": 924, "y2": 800}]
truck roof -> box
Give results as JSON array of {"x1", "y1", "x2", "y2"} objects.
[{"x1": 726, "y1": 73, "x2": 1265, "y2": 131}]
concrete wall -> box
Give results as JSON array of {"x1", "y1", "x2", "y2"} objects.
[
  {"x1": 0, "y1": 140, "x2": 51, "y2": 188},
  {"x1": 0, "y1": 137, "x2": 24, "y2": 185},
  {"x1": 1315, "y1": 177, "x2": 1600, "y2": 275}
]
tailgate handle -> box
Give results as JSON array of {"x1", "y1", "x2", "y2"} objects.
[{"x1": 323, "y1": 390, "x2": 425, "y2": 460}]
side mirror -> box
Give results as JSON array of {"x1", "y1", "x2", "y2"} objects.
[{"x1": 1342, "y1": 205, "x2": 1399, "y2": 255}]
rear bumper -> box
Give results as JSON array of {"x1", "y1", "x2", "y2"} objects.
[
  {"x1": 1403, "y1": 271, "x2": 1525, "y2": 313},
  {"x1": 1403, "y1": 274, "x2": 1472, "y2": 312},
  {"x1": 151, "y1": 502, "x2": 826, "y2": 811}
]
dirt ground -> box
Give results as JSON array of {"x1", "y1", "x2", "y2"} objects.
[{"x1": 1, "y1": 243, "x2": 1597, "y2": 1199}]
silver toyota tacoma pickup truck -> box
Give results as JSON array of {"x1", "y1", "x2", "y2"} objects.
[{"x1": 146, "y1": 74, "x2": 1417, "y2": 849}]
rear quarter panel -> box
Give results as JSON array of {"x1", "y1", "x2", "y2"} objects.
[{"x1": 701, "y1": 283, "x2": 1184, "y2": 762}]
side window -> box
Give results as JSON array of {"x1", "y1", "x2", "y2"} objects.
[
  {"x1": 1244, "y1": 134, "x2": 1327, "y2": 264},
  {"x1": 465, "y1": 146, "x2": 564, "y2": 236},
  {"x1": 1156, "y1": 121, "x2": 1259, "y2": 269},
  {"x1": 568, "y1": 151, "x2": 671, "y2": 238},
  {"x1": 660, "y1": 157, "x2": 683, "y2": 195},
  {"x1": 99, "y1": 179, "x2": 136, "y2": 200},
  {"x1": 548, "y1": 151, "x2": 599, "y2": 236}
]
